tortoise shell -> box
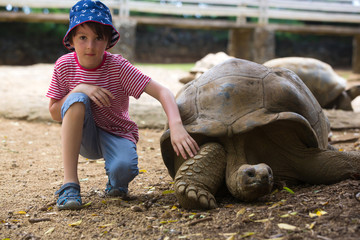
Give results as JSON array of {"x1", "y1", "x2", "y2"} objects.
[
  {"x1": 161, "y1": 58, "x2": 330, "y2": 178},
  {"x1": 263, "y1": 57, "x2": 347, "y2": 107}
]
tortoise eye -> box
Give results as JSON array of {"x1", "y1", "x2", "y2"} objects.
[{"x1": 245, "y1": 168, "x2": 255, "y2": 178}]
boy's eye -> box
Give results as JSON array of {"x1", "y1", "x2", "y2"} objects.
[
  {"x1": 79, "y1": 36, "x2": 86, "y2": 40},
  {"x1": 96, "y1": 36, "x2": 104, "y2": 41}
]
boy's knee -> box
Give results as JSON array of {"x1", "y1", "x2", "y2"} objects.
[
  {"x1": 110, "y1": 160, "x2": 138, "y2": 176},
  {"x1": 61, "y1": 93, "x2": 91, "y2": 119},
  {"x1": 107, "y1": 159, "x2": 139, "y2": 185}
]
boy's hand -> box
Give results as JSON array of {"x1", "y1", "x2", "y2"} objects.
[
  {"x1": 170, "y1": 123, "x2": 199, "y2": 160},
  {"x1": 143, "y1": 79, "x2": 199, "y2": 159},
  {"x1": 73, "y1": 83, "x2": 114, "y2": 107}
]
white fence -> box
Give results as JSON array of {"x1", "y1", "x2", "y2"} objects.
[{"x1": 1, "y1": 0, "x2": 360, "y2": 25}]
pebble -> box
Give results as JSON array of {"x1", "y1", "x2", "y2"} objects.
[{"x1": 131, "y1": 205, "x2": 143, "y2": 212}]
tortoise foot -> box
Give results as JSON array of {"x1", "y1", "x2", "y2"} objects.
[
  {"x1": 175, "y1": 181, "x2": 217, "y2": 209},
  {"x1": 173, "y1": 143, "x2": 226, "y2": 209}
]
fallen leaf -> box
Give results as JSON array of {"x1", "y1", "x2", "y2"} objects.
[
  {"x1": 225, "y1": 233, "x2": 237, "y2": 240},
  {"x1": 254, "y1": 217, "x2": 274, "y2": 223},
  {"x1": 225, "y1": 204, "x2": 234, "y2": 208},
  {"x1": 316, "y1": 210, "x2": 327, "y2": 216},
  {"x1": 68, "y1": 219, "x2": 82, "y2": 227},
  {"x1": 283, "y1": 187, "x2": 294, "y2": 194},
  {"x1": 236, "y1": 208, "x2": 246, "y2": 218},
  {"x1": 277, "y1": 223, "x2": 298, "y2": 231},
  {"x1": 160, "y1": 219, "x2": 178, "y2": 224},
  {"x1": 221, "y1": 232, "x2": 237, "y2": 237},
  {"x1": 271, "y1": 189, "x2": 279, "y2": 195},
  {"x1": 268, "y1": 200, "x2": 286, "y2": 209},
  {"x1": 82, "y1": 201, "x2": 92, "y2": 207},
  {"x1": 139, "y1": 169, "x2": 147, "y2": 173},
  {"x1": 239, "y1": 232, "x2": 255, "y2": 238},
  {"x1": 309, "y1": 209, "x2": 327, "y2": 218},
  {"x1": 99, "y1": 223, "x2": 113, "y2": 228},
  {"x1": 17, "y1": 211, "x2": 26, "y2": 215},
  {"x1": 162, "y1": 190, "x2": 174, "y2": 195},
  {"x1": 280, "y1": 211, "x2": 297, "y2": 218},
  {"x1": 306, "y1": 221, "x2": 316, "y2": 229},
  {"x1": 44, "y1": 227, "x2": 55, "y2": 235}
]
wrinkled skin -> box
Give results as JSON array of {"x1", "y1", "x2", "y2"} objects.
[{"x1": 161, "y1": 58, "x2": 360, "y2": 210}]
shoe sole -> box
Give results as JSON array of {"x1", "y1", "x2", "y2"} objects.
[{"x1": 57, "y1": 200, "x2": 82, "y2": 210}]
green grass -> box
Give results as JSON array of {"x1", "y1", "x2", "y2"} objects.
[{"x1": 134, "y1": 63, "x2": 194, "y2": 71}]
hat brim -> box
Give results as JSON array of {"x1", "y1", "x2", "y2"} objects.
[{"x1": 63, "y1": 20, "x2": 120, "y2": 52}]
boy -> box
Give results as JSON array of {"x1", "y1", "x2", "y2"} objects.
[{"x1": 46, "y1": 0, "x2": 199, "y2": 210}]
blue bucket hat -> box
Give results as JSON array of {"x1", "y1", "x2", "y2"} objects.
[{"x1": 63, "y1": 0, "x2": 120, "y2": 51}]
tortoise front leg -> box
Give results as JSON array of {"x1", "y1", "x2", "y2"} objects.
[{"x1": 174, "y1": 142, "x2": 226, "y2": 209}]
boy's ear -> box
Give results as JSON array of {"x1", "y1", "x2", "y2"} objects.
[{"x1": 69, "y1": 39, "x2": 74, "y2": 48}]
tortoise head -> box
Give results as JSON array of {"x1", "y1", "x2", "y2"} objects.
[{"x1": 227, "y1": 163, "x2": 274, "y2": 201}]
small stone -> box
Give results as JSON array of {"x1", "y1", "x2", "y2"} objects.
[{"x1": 131, "y1": 205, "x2": 143, "y2": 212}]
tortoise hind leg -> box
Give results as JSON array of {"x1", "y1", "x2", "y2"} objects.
[{"x1": 174, "y1": 142, "x2": 226, "y2": 209}]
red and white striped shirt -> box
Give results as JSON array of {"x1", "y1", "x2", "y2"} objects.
[{"x1": 46, "y1": 51, "x2": 151, "y2": 143}]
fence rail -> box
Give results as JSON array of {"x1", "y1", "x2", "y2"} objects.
[{"x1": 1, "y1": 0, "x2": 360, "y2": 25}]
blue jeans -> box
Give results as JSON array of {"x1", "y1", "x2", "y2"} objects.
[{"x1": 61, "y1": 93, "x2": 139, "y2": 193}]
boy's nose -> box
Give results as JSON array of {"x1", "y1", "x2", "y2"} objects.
[{"x1": 87, "y1": 40, "x2": 95, "y2": 49}]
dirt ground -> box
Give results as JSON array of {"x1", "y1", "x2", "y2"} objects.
[
  {"x1": 0, "y1": 117, "x2": 359, "y2": 240},
  {"x1": 1, "y1": 66, "x2": 360, "y2": 240}
]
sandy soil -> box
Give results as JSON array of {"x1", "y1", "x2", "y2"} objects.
[
  {"x1": 0, "y1": 118, "x2": 359, "y2": 240},
  {"x1": 0, "y1": 66, "x2": 359, "y2": 239}
]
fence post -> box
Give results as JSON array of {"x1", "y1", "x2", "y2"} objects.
[
  {"x1": 353, "y1": 34, "x2": 360, "y2": 73},
  {"x1": 119, "y1": 0, "x2": 129, "y2": 19},
  {"x1": 228, "y1": 28, "x2": 254, "y2": 60},
  {"x1": 111, "y1": 0, "x2": 136, "y2": 62},
  {"x1": 258, "y1": 0, "x2": 268, "y2": 25},
  {"x1": 236, "y1": 0, "x2": 246, "y2": 24}
]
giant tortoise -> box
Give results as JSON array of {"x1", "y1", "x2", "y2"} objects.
[
  {"x1": 179, "y1": 52, "x2": 233, "y2": 84},
  {"x1": 264, "y1": 57, "x2": 360, "y2": 111},
  {"x1": 160, "y1": 58, "x2": 360, "y2": 210}
]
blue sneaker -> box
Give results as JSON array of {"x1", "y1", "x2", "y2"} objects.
[
  {"x1": 105, "y1": 181, "x2": 128, "y2": 198},
  {"x1": 55, "y1": 183, "x2": 82, "y2": 210}
]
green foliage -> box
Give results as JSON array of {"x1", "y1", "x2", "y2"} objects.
[{"x1": 0, "y1": 22, "x2": 67, "y2": 39}]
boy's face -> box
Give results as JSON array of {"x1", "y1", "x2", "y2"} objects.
[{"x1": 70, "y1": 24, "x2": 109, "y2": 69}]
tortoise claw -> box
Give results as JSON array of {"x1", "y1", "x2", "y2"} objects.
[{"x1": 174, "y1": 181, "x2": 218, "y2": 209}]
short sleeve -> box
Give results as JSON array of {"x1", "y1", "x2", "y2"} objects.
[
  {"x1": 46, "y1": 59, "x2": 69, "y2": 100},
  {"x1": 117, "y1": 58, "x2": 151, "y2": 99}
]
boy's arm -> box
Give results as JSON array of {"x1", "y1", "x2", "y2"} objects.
[
  {"x1": 144, "y1": 80, "x2": 199, "y2": 159},
  {"x1": 49, "y1": 96, "x2": 68, "y2": 122},
  {"x1": 48, "y1": 84, "x2": 114, "y2": 122}
]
